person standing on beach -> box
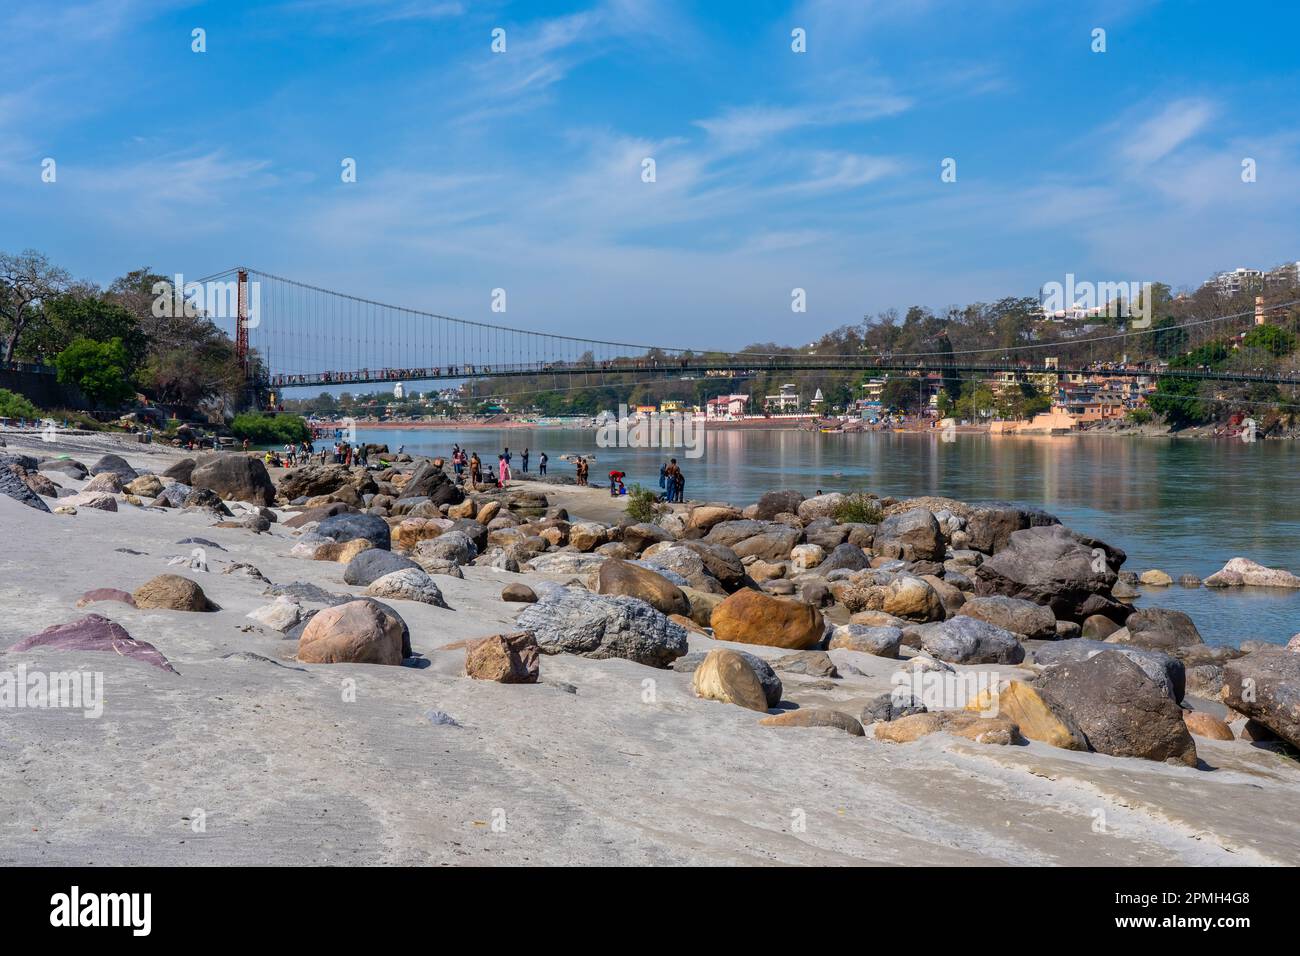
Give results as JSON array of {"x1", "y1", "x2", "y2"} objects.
[
  {"x1": 498, "y1": 453, "x2": 511, "y2": 488},
  {"x1": 470, "y1": 452, "x2": 481, "y2": 486},
  {"x1": 503, "y1": 447, "x2": 511, "y2": 467},
  {"x1": 575, "y1": 456, "x2": 586, "y2": 486},
  {"x1": 521, "y1": 448, "x2": 529, "y2": 473},
  {"x1": 658, "y1": 460, "x2": 668, "y2": 500},
  {"x1": 538, "y1": 452, "x2": 547, "y2": 475},
  {"x1": 663, "y1": 458, "x2": 682, "y2": 503}
]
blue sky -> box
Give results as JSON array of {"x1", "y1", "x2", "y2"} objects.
[{"x1": 3, "y1": 0, "x2": 1299, "y2": 351}]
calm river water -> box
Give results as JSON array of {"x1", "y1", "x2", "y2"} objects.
[{"x1": 357, "y1": 426, "x2": 1300, "y2": 646}]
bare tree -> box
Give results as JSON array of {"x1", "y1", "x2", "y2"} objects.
[{"x1": 0, "y1": 249, "x2": 71, "y2": 363}]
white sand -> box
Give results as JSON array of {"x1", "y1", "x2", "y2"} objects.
[{"x1": 1, "y1": 435, "x2": 1297, "y2": 865}]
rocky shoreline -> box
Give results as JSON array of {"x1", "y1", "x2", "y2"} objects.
[{"x1": 2, "y1": 435, "x2": 1299, "y2": 865}]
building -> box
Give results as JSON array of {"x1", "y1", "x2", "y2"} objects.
[
  {"x1": 705, "y1": 394, "x2": 748, "y2": 420},
  {"x1": 659, "y1": 399, "x2": 685, "y2": 414},
  {"x1": 1203, "y1": 267, "x2": 1265, "y2": 296},
  {"x1": 764, "y1": 383, "x2": 800, "y2": 413},
  {"x1": 392, "y1": 382, "x2": 404, "y2": 399}
]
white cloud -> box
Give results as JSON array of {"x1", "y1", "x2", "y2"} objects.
[{"x1": 1121, "y1": 98, "x2": 1215, "y2": 165}]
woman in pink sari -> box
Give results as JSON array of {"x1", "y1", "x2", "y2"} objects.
[{"x1": 497, "y1": 453, "x2": 510, "y2": 488}]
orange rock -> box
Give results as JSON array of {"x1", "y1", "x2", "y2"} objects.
[{"x1": 710, "y1": 588, "x2": 824, "y2": 650}]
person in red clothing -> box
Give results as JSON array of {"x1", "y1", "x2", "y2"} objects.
[{"x1": 608, "y1": 469, "x2": 625, "y2": 496}]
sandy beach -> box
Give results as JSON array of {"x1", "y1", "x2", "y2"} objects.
[{"x1": 2, "y1": 432, "x2": 1298, "y2": 866}]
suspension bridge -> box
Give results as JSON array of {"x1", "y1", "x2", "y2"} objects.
[{"x1": 182, "y1": 268, "x2": 1298, "y2": 400}]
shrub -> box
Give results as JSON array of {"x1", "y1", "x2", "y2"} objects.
[
  {"x1": 54, "y1": 337, "x2": 136, "y2": 408},
  {"x1": 625, "y1": 483, "x2": 665, "y2": 524},
  {"x1": 230, "y1": 412, "x2": 311, "y2": 445},
  {"x1": 0, "y1": 388, "x2": 43, "y2": 420},
  {"x1": 834, "y1": 493, "x2": 883, "y2": 524},
  {"x1": 47, "y1": 408, "x2": 104, "y2": 431},
  {"x1": 1126, "y1": 408, "x2": 1154, "y2": 425}
]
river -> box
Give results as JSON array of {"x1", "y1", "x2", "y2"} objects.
[{"x1": 355, "y1": 425, "x2": 1300, "y2": 646}]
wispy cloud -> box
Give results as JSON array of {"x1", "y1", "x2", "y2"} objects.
[{"x1": 1121, "y1": 98, "x2": 1215, "y2": 165}]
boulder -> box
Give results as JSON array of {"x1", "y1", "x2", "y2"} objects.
[
  {"x1": 12, "y1": 614, "x2": 176, "y2": 673},
  {"x1": 89, "y1": 453, "x2": 138, "y2": 482},
  {"x1": 76, "y1": 588, "x2": 137, "y2": 608},
  {"x1": 1106, "y1": 607, "x2": 1203, "y2": 654},
  {"x1": 132, "y1": 574, "x2": 219, "y2": 611},
  {"x1": 1035, "y1": 651, "x2": 1198, "y2": 765},
  {"x1": 501, "y1": 583, "x2": 537, "y2": 603},
  {"x1": 1222, "y1": 647, "x2": 1300, "y2": 748},
  {"x1": 62, "y1": 491, "x2": 118, "y2": 511},
  {"x1": 297, "y1": 599, "x2": 406, "y2": 665},
  {"x1": 1184, "y1": 711, "x2": 1234, "y2": 741},
  {"x1": 1081, "y1": 614, "x2": 1120, "y2": 640},
  {"x1": 874, "y1": 508, "x2": 944, "y2": 561},
  {"x1": 789, "y1": 543, "x2": 826, "y2": 571},
  {"x1": 0, "y1": 466, "x2": 51, "y2": 512},
  {"x1": 163, "y1": 458, "x2": 196, "y2": 483},
  {"x1": 771, "y1": 650, "x2": 838, "y2": 678},
  {"x1": 1139, "y1": 569, "x2": 1173, "y2": 586},
  {"x1": 568, "y1": 522, "x2": 608, "y2": 552},
  {"x1": 622, "y1": 522, "x2": 674, "y2": 554},
  {"x1": 596, "y1": 559, "x2": 690, "y2": 617},
  {"x1": 365, "y1": 568, "x2": 449, "y2": 607},
  {"x1": 860, "y1": 692, "x2": 927, "y2": 725},
  {"x1": 277, "y1": 463, "x2": 374, "y2": 502},
  {"x1": 414, "y1": 529, "x2": 478, "y2": 566},
  {"x1": 465, "y1": 631, "x2": 540, "y2": 683},
  {"x1": 710, "y1": 589, "x2": 824, "y2": 650},
  {"x1": 974, "y1": 524, "x2": 1123, "y2": 621},
  {"x1": 814, "y1": 542, "x2": 872, "y2": 575},
  {"x1": 676, "y1": 541, "x2": 746, "y2": 589},
  {"x1": 759, "y1": 709, "x2": 864, "y2": 736},
  {"x1": 965, "y1": 680, "x2": 1086, "y2": 750},
  {"x1": 753, "y1": 489, "x2": 804, "y2": 520},
  {"x1": 1204, "y1": 557, "x2": 1300, "y2": 589},
  {"x1": 318, "y1": 512, "x2": 393, "y2": 551},
  {"x1": 916, "y1": 616, "x2": 1025, "y2": 664},
  {"x1": 692, "y1": 649, "x2": 770, "y2": 712},
  {"x1": 672, "y1": 650, "x2": 782, "y2": 708},
  {"x1": 246, "y1": 596, "x2": 303, "y2": 632},
  {"x1": 956, "y1": 595, "x2": 1057, "y2": 640},
  {"x1": 343, "y1": 549, "x2": 421, "y2": 586},
  {"x1": 125, "y1": 474, "x2": 164, "y2": 498},
  {"x1": 828, "y1": 623, "x2": 901, "y2": 657},
  {"x1": 1032, "y1": 638, "x2": 1185, "y2": 702},
  {"x1": 686, "y1": 505, "x2": 742, "y2": 532},
  {"x1": 796, "y1": 492, "x2": 847, "y2": 524},
  {"x1": 514, "y1": 588, "x2": 689, "y2": 667},
  {"x1": 191, "y1": 454, "x2": 275, "y2": 506},
  {"x1": 963, "y1": 502, "x2": 1058, "y2": 554},
  {"x1": 403, "y1": 460, "x2": 464, "y2": 505}
]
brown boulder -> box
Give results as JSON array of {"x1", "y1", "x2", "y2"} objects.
[
  {"x1": 132, "y1": 574, "x2": 219, "y2": 611},
  {"x1": 692, "y1": 649, "x2": 770, "y2": 712},
  {"x1": 297, "y1": 600, "x2": 405, "y2": 665},
  {"x1": 710, "y1": 589, "x2": 824, "y2": 650},
  {"x1": 596, "y1": 558, "x2": 689, "y2": 617},
  {"x1": 465, "y1": 631, "x2": 540, "y2": 683}
]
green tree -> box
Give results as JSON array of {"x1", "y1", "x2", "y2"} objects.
[
  {"x1": 25, "y1": 294, "x2": 148, "y2": 369},
  {"x1": 54, "y1": 337, "x2": 136, "y2": 408},
  {"x1": 1242, "y1": 323, "x2": 1296, "y2": 358},
  {"x1": 1147, "y1": 376, "x2": 1211, "y2": 427}
]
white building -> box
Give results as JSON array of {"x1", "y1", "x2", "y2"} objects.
[{"x1": 393, "y1": 382, "x2": 405, "y2": 399}]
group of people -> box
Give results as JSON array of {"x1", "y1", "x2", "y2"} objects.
[
  {"x1": 659, "y1": 459, "x2": 685, "y2": 502},
  {"x1": 450, "y1": 444, "x2": 549, "y2": 489}
]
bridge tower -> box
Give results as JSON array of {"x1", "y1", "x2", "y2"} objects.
[{"x1": 236, "y1": 269, "x2": 250, "y2": 373}]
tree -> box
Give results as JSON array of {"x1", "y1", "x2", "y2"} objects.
[
  {"x1": 1147, "y1": 376, "x2": 1210, "y2": 427},
  {"x1": 0, "y1": 250, "x2": 71, "y2": 363},
  {"x1": 1242, "y1": 323, "x2": 1296, "y2": 358},
  {"x1": 54, "y1": 337, "x2": 136, "y2": 408},
  {"x1": 24, "y1": 294, "x2": 148, "y2": 369},
  {"x1": 880, "y1": 377, "x2": 922, "y2": 414}
]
